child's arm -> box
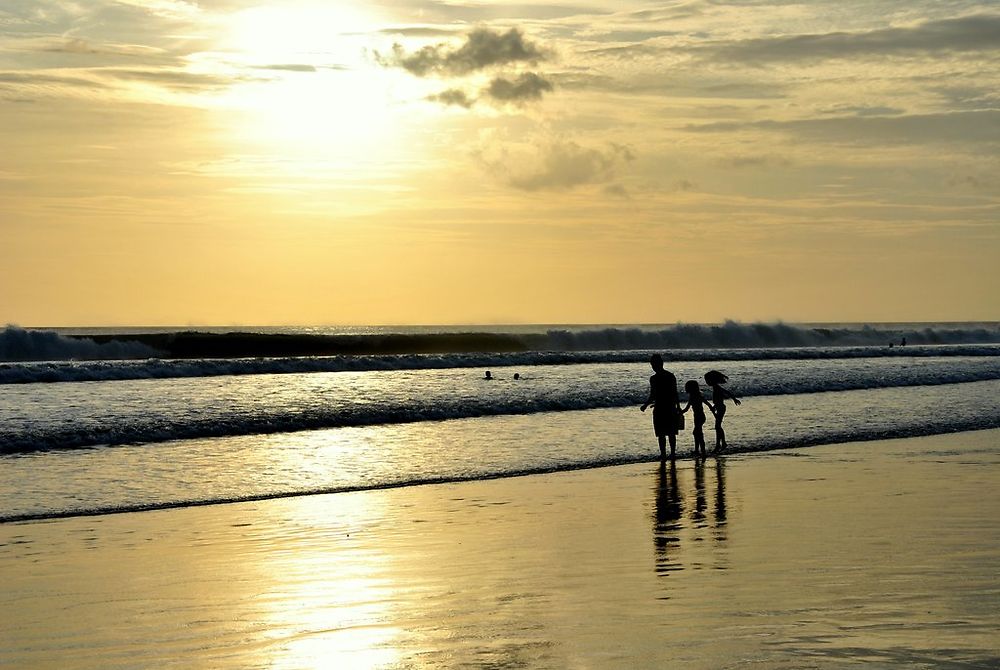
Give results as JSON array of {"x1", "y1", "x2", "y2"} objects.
[
  {"x1": 681, "y1": 401, "x2": 691, "y2": 413},
  {"x1": 725, "y1": 387, "x2": 742, "y2": 405}
]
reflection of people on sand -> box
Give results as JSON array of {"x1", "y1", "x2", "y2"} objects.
[
  {"x1": 705, "y1": 370, "x2": 740, "y2": 452},
  {"x1": 652, "y1": 458, "x2": 729, "y2": 576},
  {"x1": 653, "y1": 461, "x2": 683, "y2": 575},
  {"x1": 640, "y1": 354, "x2": 682, "y2": 460},
  {"x1": 483, "y1": 370, "x2": 493, "y2": 380},
  {"x1": 714, "y1": 458, "x2": 727, "y2": 533},
  {"x1": 681, "y1": 380, "x2": 713, "y2": 458}
]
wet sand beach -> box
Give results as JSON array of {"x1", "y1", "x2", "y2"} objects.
[{"x1": 3, "y1": 429, "x2": 999, "y2": 668}]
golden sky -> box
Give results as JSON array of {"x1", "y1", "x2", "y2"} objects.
[{"x1": 1, "y1": 0, "x2": 998, "y2": 325}]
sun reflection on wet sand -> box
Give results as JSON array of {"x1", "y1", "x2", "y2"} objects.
[{"x1": 247, "y1": 493, "x2": 404, "y2": 669}]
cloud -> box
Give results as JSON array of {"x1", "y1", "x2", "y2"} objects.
[
  {"x1": 428, "y1": 88, "x2": 474, "y2": 108},
  {"x1": 35, "y1": 37, "x2": 170, "y2": 58},
  {"x1": 700, "y1": 14, "x2": 1000, "y2": 63},
  {"x1": 603, "y1": 183, "x2": 630, "y2": 198},
  {"x1": 378, "y1": 2, "x2": 604, "y2": 23},
  {"x1": 686, "y1": 110, "x2": 1000, "y2": 145},
  {"x1": 111, "y1": 0, "x2": 200, "y2": 20},
  {"x1": 377, "y1": 27, "x2": 545, "y2": 77},
  {"x1": 0, "y1": 71, "x2": 107, "y2": 89},
  {"x1": 252, "y1": 64, "x2": 318, "y2": 72},
  {"x1": 721, "y1": 154, "x2": 793, "y2": 169},
  {"x1": 480, "y1": 140, "x2": 635, "y2": 191},
  {"x1": 426, "y1": 72, "x2": 553, "y2": 108},
  {"x1": 103, "y1": 68, "x2": 255, "y2": 90},
  {"x1": 819, "y1": 104, "x2": 905, "y2": 117},
  {"x1": 485, "y1": 72, "x2": 553, "y2": 103},
  {"x1": 377, "y1": 26, "x2": 459, "y2": 38}
]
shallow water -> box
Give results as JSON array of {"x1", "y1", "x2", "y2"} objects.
[
  {"x1": 2, "y1": 380, "x2": 1000, "y2": 521},
  {"x1": 1, "y1": 430, "x2": 998, "y2": 668}
]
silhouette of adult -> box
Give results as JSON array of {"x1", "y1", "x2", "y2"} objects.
[{"x1": 640, "y1": 353, "x2": 682, "y2": 459}]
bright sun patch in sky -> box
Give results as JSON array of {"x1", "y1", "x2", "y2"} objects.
[{"x1": 217, "y1": 2, "x2": 405, "y2": 156}]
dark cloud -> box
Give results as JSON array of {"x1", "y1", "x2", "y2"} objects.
[
  {"x1": 701, "y1": 14, "x2": 1000, "y2": 63},
  {"x1": 488, "y1": 141, "x2": 634, "y2": 191},
  {"x1": 486, "y1": 72, "x2": 553, "y2": 103},
  {"x1": 686, "y1": 110, "x2": 1000, "y2": 145},
  {"x1": 377, "y1": 27, "x2": 545, "y2": 77},
  {"x1": 428, "y1": 88, "x2": 474, "y2": 108},
  {"x1": 426, "y1": 72, "x2": 553, "y2": 108}
]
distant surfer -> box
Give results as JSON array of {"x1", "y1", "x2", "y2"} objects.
[
  {"x1": 641, "y1": 354, "x2": 682, "y2": 460},
  {"x1": 513, "y1": 373, "x2": 520, "y2": 380},
  {"x1": 483, "y1": 370, "x2": 493, "y2": 380}
]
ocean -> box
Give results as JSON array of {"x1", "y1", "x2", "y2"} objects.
[{"x1": 2, "y1": 321, "x2": 999, "y2": 523}]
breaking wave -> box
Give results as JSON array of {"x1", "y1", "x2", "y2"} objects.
[
  {"x1": 0, "y1": 325, "x2": 159, "y2": 362},
  {"x1": 3, "y1": 321, "x2": 998, "y2": 365}
]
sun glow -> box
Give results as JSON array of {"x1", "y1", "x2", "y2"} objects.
[
  {"x1": 217, "y1": 2, "x2": 406, "y2": 157},
  {"x1": 225, "y1": 2, "x2": 375, "y2": 65}
]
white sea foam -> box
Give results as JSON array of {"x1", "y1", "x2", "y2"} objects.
[{"x1": 2, "y1": 356, "x2": 998, "y2": 454}]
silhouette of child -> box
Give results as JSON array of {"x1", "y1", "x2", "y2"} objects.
[
  {"x1": 704, "y1": 370, "x2": 740, "y2": 451},
  {"x1": 641, "y1": 354, "x2": 682, "y2": 460},
  {"x1": 681, "y1": 380, "x2": 714, "y2": 457}
]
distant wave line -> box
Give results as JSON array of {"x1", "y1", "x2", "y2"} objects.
[{"x1": 3, "y1": 321, "x2": 999, "y2": 364}]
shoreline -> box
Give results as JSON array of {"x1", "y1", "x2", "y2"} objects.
[
  {"x1": 2, "y1": 429, "x2": 998, "y2": 668},
  {"x1": 5, "y1": 421, "x2": 999, "y2": 524}
]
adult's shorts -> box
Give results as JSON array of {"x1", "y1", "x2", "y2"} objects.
[{"x1": 652, "y1": 406, "x2": 678, "y2": 437}]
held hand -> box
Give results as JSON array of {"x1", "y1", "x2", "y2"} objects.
[
  {"x1": 734, "y1": 398, "x2": 742, "y2": 406},
  {"x1": 640, "y1": 404, "x2": 648, "y2": 412}
]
